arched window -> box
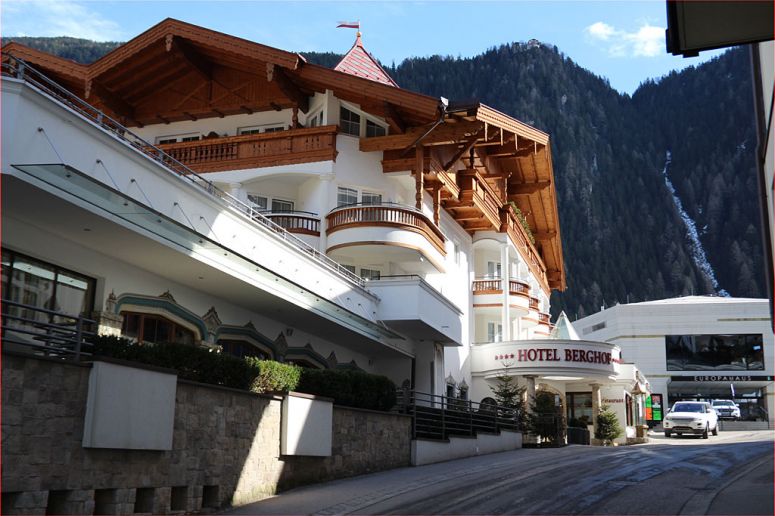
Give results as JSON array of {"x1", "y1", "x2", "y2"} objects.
[
  {"x1": 121, "y1": 312, "x2": 195, "y2": 345},
  {"x1": 218, "y1": 339, "x2": 270, "y2": 359}
]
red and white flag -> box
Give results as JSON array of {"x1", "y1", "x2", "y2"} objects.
[{"x1": 336, "y1": 21, "x2": 360, "y2": 29}]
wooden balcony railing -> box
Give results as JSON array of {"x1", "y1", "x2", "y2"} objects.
[
  {"x1": 457, "y1": 169, "x2": 502, "y2": 229},
  {"x1": 326, "y1": 203, "x2": 446, "y2": 255},
  {"x1": 509, "y1": 280, "x2": 530, "y2": 297},
  {"x1": 264, "y1": 212, "x2": 320, "y2": 236},
  {"x1": 156, "y1": 125, "x2": 338, "y2": 173},
  {"x1": 501, "y1": 205, "x2": 549, "y2": 293},
  {"x1": 538, "y1": 312, "x2": 551, "y2": 324},
  {"x1": 472, "y1": 278, "x2": 502, "y2": 294},
  {"x1": 529, "y1": 297, "x2": 540, "y2": 310}
]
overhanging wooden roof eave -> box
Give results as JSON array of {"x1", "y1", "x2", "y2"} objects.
[
  {"x1": 475, "y1": 103, "x2": 549, "y2": 146},
  {"x1": 1, "y1": 42, "x2": 87, "y2": 83},
  {"x1": 88, "y1": 17, "x2": 304, "y2": 81},
  {"x1": 542, "y1": 142, "x2": 566, "y2": 290}
]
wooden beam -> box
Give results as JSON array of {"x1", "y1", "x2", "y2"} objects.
[
  {"x1": 171, "y1": 37, "x2": 213, "y2": 82},
  {"x1": 415, "y1": 144, "x2": 424, "y2": 210},
  {"x1": 533, "y1": 230, "x2": 557, "y2": 241},
  {"x1": 266, "y1": 63, "x2": 309, "y2": 113},
  {"x1": 384, "y1": 102, "x2": 406, "y2": 134},
  {"x1": 442, "y1": 133, "x2": 480, "y2": 172},
  {"x1": 360, "y1": 121, "x2": 482, "y2": 152},
  {"x1": 84, "y1": 79, "x2": 136, "y2": 121},
  {"x1": 509, "y1": 180, "x2": 551, "y2": 196}
]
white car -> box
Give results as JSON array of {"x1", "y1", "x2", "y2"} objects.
[
  {"x1": 711, "y1": 399, "x2": 741, "y2": 420},
  {"x1": 664, "y1": 401, "x2": 719, "y2": 439}
]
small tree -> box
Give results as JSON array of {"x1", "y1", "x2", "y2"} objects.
[
  {"x1": 524, "y1": 390, "x2": 566, "y2": 445},
  {"x1": 595, "y1": 405, "x2": 623, "y2": 445},
  {"x1": 491, "y1": 375, "x2": 524, "y2": 409}
]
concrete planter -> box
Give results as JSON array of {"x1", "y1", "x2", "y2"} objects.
[{"x1": 281, "y1": 391, "x2": 333, "y2": 456}]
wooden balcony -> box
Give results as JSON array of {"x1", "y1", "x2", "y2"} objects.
[
  {"x1": 326, "y1": 203, "x2": 446, "y2": 256},
  {"x1": 501, "y1": 205, "x2": 549, "y2": 293},
  {"x1": 264, "y1": 212, "x2": 320, "y2": 236},
  {"x1": 471, "y1": 279, "x2": 530, "y2": 297},
  {"x1": 156, "y1": 125, "x2": 338, "y2": 173},
  {"x1": 529, "y1": 297, "x2": 540, "y2": 311},
  {"x1": 445, "y1": 169, "x2": 502, "y2": 232},
  {"x1": 538, "y1": 312, "x2": 551, "y2": 324}
]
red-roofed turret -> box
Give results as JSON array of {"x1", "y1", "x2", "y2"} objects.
[{"x1": 334, "y1": 32, "x2": 398, "y2": 87}]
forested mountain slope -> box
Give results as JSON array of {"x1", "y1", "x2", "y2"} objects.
[{"x1": 2, "y1": 37, "x2": 764, "y2": 318}]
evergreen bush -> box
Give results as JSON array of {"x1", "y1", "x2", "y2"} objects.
[
  {"x1": 297, "y1": 368, "x2": 397, "y2": 411},
  {"x1": 524, "y1": 390, "x2": 566, "y2": 445},
  {"x1": 246, "y1": 358, "x2": 300, "y2": 394},
  {"x1": 594, "y1": 405, "x2": 623, "y2": 445}
]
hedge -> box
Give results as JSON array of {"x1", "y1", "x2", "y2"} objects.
[
  {"x1": 89, "y1": 335, "x2": 397, "y2": 410},
  {"x1": 296, "y1": 368, "x2": 396, "y2": 411},
  {"x1": 91, "y1": 335, "x2": 257, "y2": 390}
]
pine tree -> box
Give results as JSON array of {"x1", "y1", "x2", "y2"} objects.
[
  {"x1": 524, "y1": 390, "x2": 566, "y2": 445},
  {"x1": 491, "y1": 375, "x2": 524, "y2": 409},
  {"x1": 594, "y1": 405, "x2": 623, "y2": 445}
]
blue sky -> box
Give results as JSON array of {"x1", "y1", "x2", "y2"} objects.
[{"x1": 1, "y1": 0, "x2": 726, "y2": 94}]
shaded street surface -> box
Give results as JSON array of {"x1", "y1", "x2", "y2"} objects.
[{"x1": 229, "y1": 430, "x2": 773, "y2": 515}]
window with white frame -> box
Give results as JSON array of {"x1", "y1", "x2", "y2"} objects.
[
  {"x1": 271, "y1": 199, "x2": 294, "y2": 212},
  {"x1": 337, "y1": 187, "x2": 358, "y2": 207},
  {"x1": 487, "y1": 322, "x2": 503, "y2": 343},
  {"x1": 487, "y1": 261, "x2": 502, "y2": 278},
  {"x1": 366, "y1": 119, "x2": 387, "y2": 137},
  {"x1": 156, "y1": 133, "x2": 200, "y2": 145},
  {"x1": 359, "y1": 268, "x2": 381, "y2": 281},
  {"x1": 453, "y1": 241, "x2": 461, "y2": 265},
  {"x1": 247, "y1": 194, "x2": 268, "y2": 211},
  {"x1": 238, "y1": 124, "x2": 286, "y2": 135},
  {"x1": 340, "y1": 107, "x2": 361, "y2": 136},
  {"x1": 361, "y1": 192, "x2": 383, "y2": 205},
  {"x1": 307, "y1": 111, "x2": 324, "y2": 128}
]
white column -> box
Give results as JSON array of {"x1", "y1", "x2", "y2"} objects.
[
  {"x1": 500, "y1": 242, "x2": 511, "y2": 341},
  {"x1": 319, "y1": 175, "x2": 333, "y2": 252},
  {"x1": 227, "y1": 182, "x2": 243, "y2": 200},
  {"x1": 591, "y1": 383, "x2": 602, "y2": 439},
  {"x1": 525, "y1": 375, "x2": 537, "y2": 413}
]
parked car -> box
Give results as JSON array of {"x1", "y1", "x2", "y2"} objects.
[
  {"x1": 664, "y1": 401, "x2": 719, "y2": 439},
  {"x1": 711, "y1": 399, "x2": 741, "y2": 420}
]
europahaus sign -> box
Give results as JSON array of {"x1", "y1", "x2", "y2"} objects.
[
  {"x1": 471, "y1": 339, "x2": 621, "y2": 379},
  {"x1": 670, "y1": 375, "x2": 774, "y2": 382}
]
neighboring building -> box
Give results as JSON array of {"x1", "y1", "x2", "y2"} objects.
[
  {"x1": 1, "y1": 19, "x2": 566, "y2": 401},
  {"x1": 576, "y1": 296, "x2": 774, "y2": 427}
]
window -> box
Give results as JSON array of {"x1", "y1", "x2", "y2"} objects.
[
  {"x1": 566, "y1": 392, "x2": 593, "y2": 424},
  {"x1": 340, "y1": 107, "x2": 360, "y2": 136},
  {"x1": 247, "y1": 194, "x2": 268, "y2": 211},
  {"x1": 453, "y1": 241, "x2": 461, "y2": 265},
  {"x1": 337, "y1": 187, "x2": 358, "y2": 207},
  {"x1": 121, "y1": 312, "x2": 195, "y2": 345},
  {"x1": 155, "y1": 133, "x2": 199, "y2": 145},
  {"x1": 219, "y1": 339, "x2": 269, "y2": 359},
  {"x1": 487, "y1": 322, "x2": 503, "y2": 343},
  {"x1": 238, "y1": 125, "x2": 285, "y2": 135},
  {"x1": 2, "y1": 250, "x2": 95, "y2": 330},
  {"x1": 366, "y1": 120, "x2": 387, "y2": 137},
  {"x1": 487, "y1": 261, "x2": 502, "y2": 279},
  {"x1": 271, "y1": 199, "x2": 294, "y2": 212},
  {"x1": 665, "y1": 334, "x2": 765, "y2": 371},
  {"x1": 361, "y1": 192, "x2": 383, "y2": 205},
  {"x1": 360, "y1": 268, "x2": 381, "y2": 281},
  {"x1": 307, "y1": 111, "x2": 324, "y2": 128},
  {"x1": 342, "y1": 264, "x2": 356, "y2": 274}
]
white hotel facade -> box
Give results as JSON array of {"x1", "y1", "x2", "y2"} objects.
[{"x1": 2, "y1": 20, "x2": 646, "y2": 425}]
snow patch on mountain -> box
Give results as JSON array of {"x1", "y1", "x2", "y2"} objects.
[{"x1": 662, "y1": 151, "x2": 729, "y2": 297}]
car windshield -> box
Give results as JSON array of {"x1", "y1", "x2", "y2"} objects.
[
  {"x1": 713, "y1": 401, "x2": 734, "y2": 407},
  {"x1": 672, "y1": 403, "x2": 704, "y2": 413}
]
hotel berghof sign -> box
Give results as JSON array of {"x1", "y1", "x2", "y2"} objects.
[{"x1": 472, "y1": 340, "x2": 620, "y2": 377}]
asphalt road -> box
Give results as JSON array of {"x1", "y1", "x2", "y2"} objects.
[{"x1": 229, "y1": 430, "x2": 773, "y2": 515}]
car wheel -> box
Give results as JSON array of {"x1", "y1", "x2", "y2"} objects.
[
  {"x1": 712, "y1": 424, "x2": 719, "y2": 436},
  {"x1": 702, "y1": 424, "x2": 709, "y2": 439},
  {"x1": 664, "y1": 430, "x2": 671, "y2": 438}
]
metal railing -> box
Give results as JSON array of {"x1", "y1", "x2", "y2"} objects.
[
  {"x1": 1, "y1": 57, "x2": 365, "y2": 287},
  {"x1": 396, "y1": 390, "x2": 522, "y2": 440},
  {"x1": 1, "y1": 300, "x2": 95, "y2": 360}
]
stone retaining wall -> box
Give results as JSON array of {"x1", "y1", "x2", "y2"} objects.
[{"x1": 2, "y1": 353, "x2": 411, "y2": 514}]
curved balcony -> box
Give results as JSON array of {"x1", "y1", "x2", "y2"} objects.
[
  {"x1": 535, "y1": 312, "x2": 553, "y2": 336},
  {"x1": 472, "y1": 278, "x2": 531, "y2": 314},
  {"x1": 326, "y1": 203, "x2": 446, "y2": 273},
  {"x1": 263, "y1": 211, "x2": 320, "y2": 236},
  {"x1": 522, "y1": 296, "x2": 541, "y2": 328}
]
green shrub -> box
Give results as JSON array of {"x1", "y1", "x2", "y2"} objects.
[
  {"x1": 595, "y1": 405, "x2": 623, "y2": 445},
  {"x1": 296, "y1": 368, "x2": 396, "y2": 411},
  {"x1": 247, "y1": 358, "x2": 301, "y2": 394},
  {"x1": 91, "y1": 335, "x2": 258, "y2": 390}
]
